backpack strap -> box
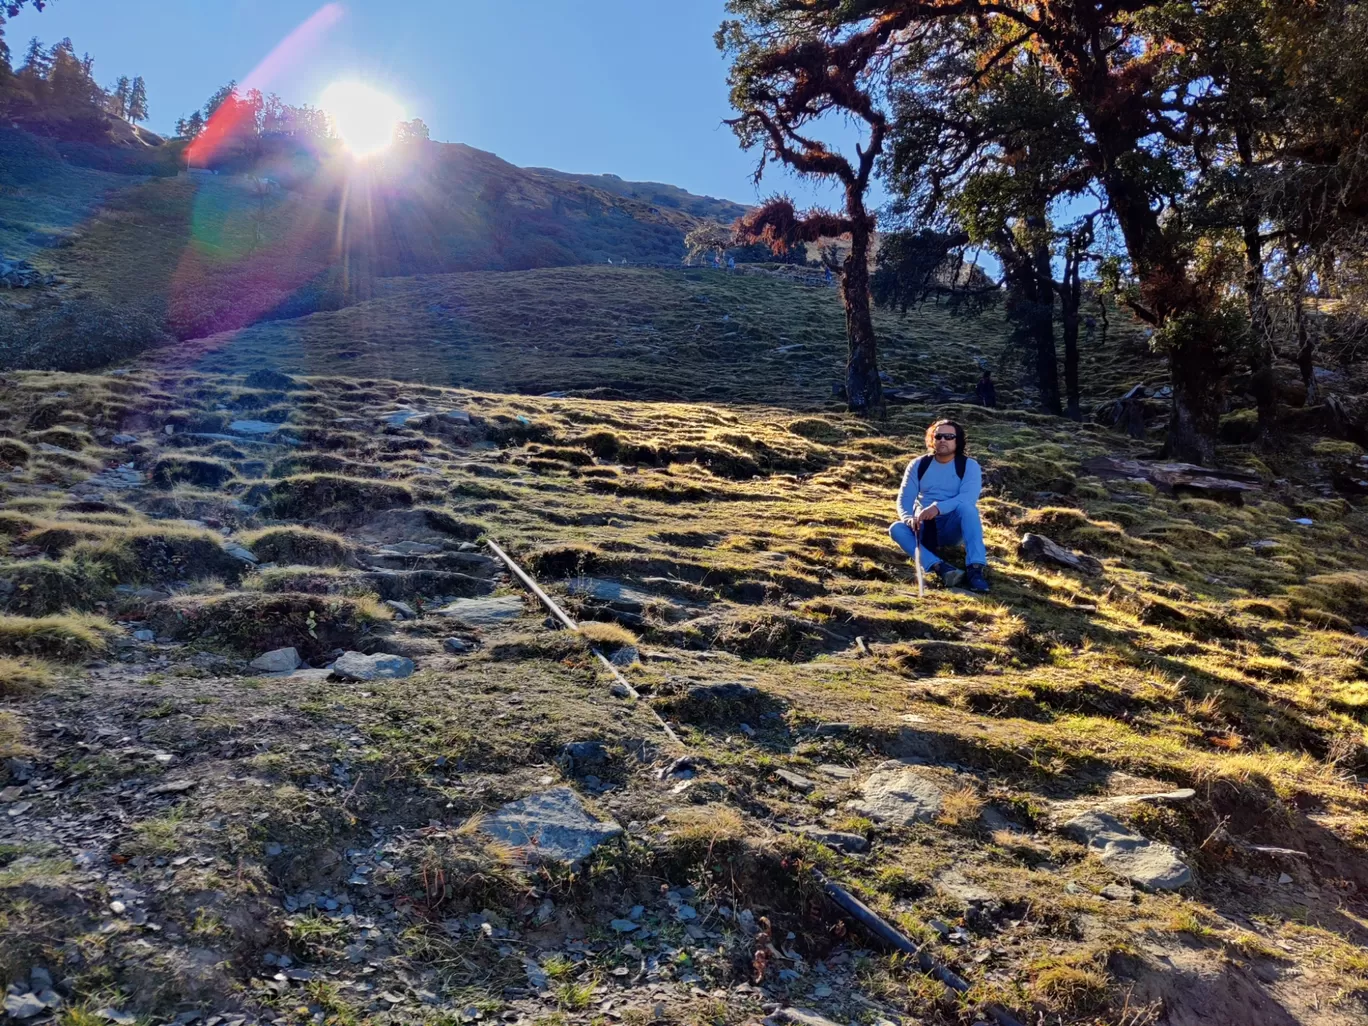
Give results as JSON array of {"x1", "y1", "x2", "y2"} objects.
[{"x1": 917, "y1": 454, "x2": 967, "y2": 480}]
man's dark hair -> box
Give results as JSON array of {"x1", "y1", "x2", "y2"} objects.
[{"x1": 925, "y1": 419, "x2": 966, "y2": 457}]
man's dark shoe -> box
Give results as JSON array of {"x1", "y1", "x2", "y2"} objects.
[
  {"x1": 931, "y1": 562, "x2": 965, "y2": 589},
  {"x1": 965, "y1": 564, "x2": 990, "y2": 594}
]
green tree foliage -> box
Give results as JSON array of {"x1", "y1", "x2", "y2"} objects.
[
  {"x1": 0, "y1": 30, "x2": 114, "y2": 142},
  {"x1": 394, "y1": 117, "x2": 429, "y2": 144},
  {"x1": 765, "y1": 0, "x2": 1367, "y2": 462},
  {"x1": 109, "y1": 74, "x2": 128, "y2": 119},
  {"x1": 127, "y1": 74, "x2": 146, "y2": 123}
]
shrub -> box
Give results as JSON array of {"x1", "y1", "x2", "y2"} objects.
[{"x1": 238, "y1": 526, "x2": 355, "y2": 567}]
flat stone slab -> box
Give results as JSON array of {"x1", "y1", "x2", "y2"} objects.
[
  {"x1": 1060, "y1": 810, "x2": 1193, "y2": 891},
  {"x1": 480, "y1": 786, "x2": 622, "y2": 864},
  {"x1": 774, "y1": 769, "x2": 816, "y2": 793},
  {"x1": 435, "y1": 595, "x2": 525, "y2": 628},
  {"x1": 791, "y1": 825, "x2": 869, "y2": 853},
  {"x1": 281, "y1": 667, "x2": 335, "y2": 683},
  {"x1": 935, "y1": 869, "x2": 998, "y2": 907},
  {"x1": 847, "y1": 759, "x2": 945, "y2": 825},
  {"x1": 566, "y1": 577, "x2": 661, "y2": 613},
  {"x1": 816, "y1": 764, "x2": 857, "y2": 780},
  {"x1": 228, "y1": 420, "x2": 284, "y2": 435},
  {"x1": 381, "y1": 409, "x2": 431, "y2": 429},
  {"x1": 332, "y1": 652, "x2": 415, "y2": 681},
  {"x1": 376, "y1": 541, "x2": 443, "y2": 557}
]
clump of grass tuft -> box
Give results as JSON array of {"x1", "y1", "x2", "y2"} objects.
[
  {"x1": 0, "y1": 657, "x2": 55, "y2": 696},
  {"x1": 0, "y1": 613, "x2": 113, "y2": 660},
  {"x1": 150, "y1": 592, "x2": 391, "y2": 660},
  {"x1": 239, "y1": 525, "x2": 356, "y2": 566},
  {"x1": 0, "y1": 556, "x2": 114, "y2": 615},
  {"x1": 149, "y1": 455, "x2": 236, "y2": 489},
  {"x1": 69, "y1": 527, "x2": 245, "y2": 586},
  {"x1": 663, "y1": 805, "x2": 750, "y2": 866},
  {"x1": 0, "y1": 438, "x2": 33, "y2": 469},
  {"x1": 936, "y1": 785, "x2": 985, "y2": 827},
  {"x1": 1287, "y1": 571, "x2": 1368, "y2": 628},
  {"x1": 267, "y1": 474, "x2": 413, "y2": 520},
  {"x1": 1027, "y1": 952, "x2": 1112, "y2": 1013},
  {"x1": 577, "y1": 620, "x2": 638, "y2": 651}
]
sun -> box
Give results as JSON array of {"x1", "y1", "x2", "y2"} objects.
[{"x1": 321, "y1": 80, "x2": 405, "y2": 158}]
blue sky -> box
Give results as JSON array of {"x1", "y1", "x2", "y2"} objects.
[{"x1": 9, "y1": 0, "x2": 860, "y2": 209}]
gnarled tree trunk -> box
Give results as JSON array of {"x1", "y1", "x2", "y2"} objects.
[
  {"x1": 1060, "y1": 254, "x2": 1082, "y2": 421},
  {"x1": 842, "y1": 211, "x2": 883, "y2": 412},
  {"x1": 1169, "y1": 338, "x2": 1224, "y2": 465},
  {"x1": 1238, "y1": 130, "x2": 1277, "y2": 439},
  {"x1": 1031, "y1": 235, "x2": 1063, "y2": 416}
]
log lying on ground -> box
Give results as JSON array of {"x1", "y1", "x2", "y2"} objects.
[
  {"x1": 1019, "y1": 533, "x2": 1102, "y2": 574},
  {"x1": 1082, "y1": 455, "x2": 1261, "y2": 504}
]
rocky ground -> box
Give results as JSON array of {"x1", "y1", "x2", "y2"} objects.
[{"x1": 1, "y1": 367, "x2": 1367, "y2": 1026}]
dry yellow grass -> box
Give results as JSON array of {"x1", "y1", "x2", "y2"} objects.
[{"x1": 0, "y1": 656, "x2": 55, "y2": 697}]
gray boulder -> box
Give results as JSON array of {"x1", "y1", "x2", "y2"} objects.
[
  {"x1": 250, "y1": 647, "x2": 301, "y2": 673},
  {"x1": 847, "y1": 760, "x2": 945, "y2": 825},
  {"x1": 1060, "y1": 810, "x2": 1192, "y2": 891},
  {"x1": 332, "y1": 652, "x2": 415, "y2": 681},
  {"x1": 480, "y1": 786, "x2": 622, "y2": 864}
]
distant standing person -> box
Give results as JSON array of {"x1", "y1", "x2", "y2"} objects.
[
  {"x1": 824, "y1": 266, "x2": 834, "y2": 286},
  {"x1": 888, "y1": 420, "x2": 990, "y2": 593},
  {"x1": 975, "y1": 370, "x2": 997, "y2": 408},
  {"x1": 727, "y1": 255, "x2": 736, "y2": 272}
]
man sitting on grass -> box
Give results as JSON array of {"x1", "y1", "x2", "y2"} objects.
[{"x1": 888, "y1": 419, "x2": 990, "y2": 593}]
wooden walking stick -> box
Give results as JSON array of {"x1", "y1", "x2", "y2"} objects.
[{"x1": 913, "y1": 517, "x2": 924, "y2": 598}]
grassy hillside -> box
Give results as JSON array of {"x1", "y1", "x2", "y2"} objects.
[
  {"x1": 528, "y1": 168, "x2": 753, "y2": 223},
  {"x1": 0, "y1": 362, "x2": 1365, "y2": 1025},
  {"x1": 154, "y1": 264, "x2": 1162, "y2": 409},
  {"x1": 0, "y1": 133, "x2": 726, "y2": 359},
  {"x1": 0, "y1": 128, "x2": 158, "y2": 263}
]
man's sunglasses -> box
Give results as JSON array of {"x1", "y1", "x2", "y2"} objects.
[{"x1": 934, "y1": 432, "x2": 958, "y2": 441}]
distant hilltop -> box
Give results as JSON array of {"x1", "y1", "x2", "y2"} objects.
[{"x1": 528, "y1": 168, "x2": 752, "y2": 225}]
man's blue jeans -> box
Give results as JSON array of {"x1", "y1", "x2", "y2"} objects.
[{"x1": 889, "y1": 505, "x2": 987, "y2": 569}]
